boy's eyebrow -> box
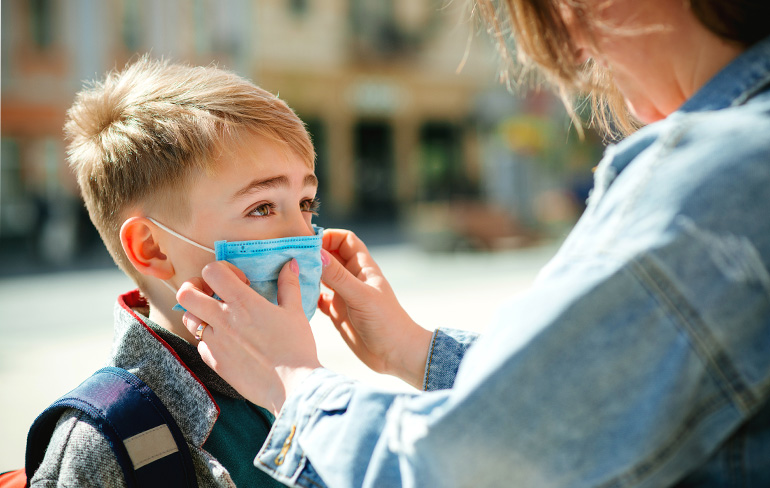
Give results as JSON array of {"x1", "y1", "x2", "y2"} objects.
[
  {"x1": 232, "y1": 174, "x2": 318, "y2": 200},
  {"x1": 233, "y1": 176, "x2": 288, "y2": 200}
]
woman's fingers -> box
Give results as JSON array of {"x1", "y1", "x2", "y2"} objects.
[
  {"x1": 321, "y1": 229, "x2": 385, "y2": 292},
  {"x1": 222, "y1": 260, "x2": 250, "y2": 285},
  {"x1": 200, "y1": 260, "x2": 255, "y2": 306},
  {"x1": 317, "y1": 289, "x2": 350, "y2": 326},
  {"x1": 323, "y1": 229, "x2": 370, "y2": 276},
  {"x1": 181, "y1": 258, "x2": 308, "y2": 336},
  {"x1": 177, "y1": 280, "x2": 226, "y2": 324},
  {"x1": 183, "y1": 276, "x2": 215, "y2": 297},
  {"x1": 316, "y1": 289, "x2": 334, "y2": 316},
  {"x1": 323, "y1": 228, "x2": 366, "y2": 258},
  {"x1": 276, "y1": 259, "x2": 303, "y2": 313},
  {"x1": 195, "y1": 338, "x2": 217, "y2": 369},
  {"x1": 338, "y1": 231, "x2": 385, "y2": 282},
  {"x1": 320, "y1": 247, "x2": 370, "y2": 300},
  {"x1": 181, "y1": 310, "x2": 205, "y2": 335},
  {"x1": 175, "y1": 257, "x2": 321, "y2": 412}
]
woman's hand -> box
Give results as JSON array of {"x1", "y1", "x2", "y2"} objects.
[
  {"x1": 177, "y1": 260, "x2": 321, "y2": 414},
  {"x1": 319, "y1": 229, "x2": 433, "y2": 389}
]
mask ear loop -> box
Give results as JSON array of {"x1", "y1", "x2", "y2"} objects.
[
  {"x1": 161, "y1": 279, "x2": 179, "y2": 297},
  {"x1": 147, "y1": 217, "x2": 216, "y2": 254},
  {"x1": 146, "y1": 217, "x2": 216, "y2": 300}
]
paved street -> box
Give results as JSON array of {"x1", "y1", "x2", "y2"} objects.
[{"x1": 0, "y1": 240, "x2": 560, "y2": 472}]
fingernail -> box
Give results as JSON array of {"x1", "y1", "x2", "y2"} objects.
[
  {"x1": 320, "y1": 249, "x2": 331, "y2": 268},
  {"x1": 290, "y1": 258, "x2": 299, "y2": 275}
]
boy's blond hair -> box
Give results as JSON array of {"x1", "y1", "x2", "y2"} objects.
[{"x1": 65, "y1": 56, "x2": 314, "y2": 285}]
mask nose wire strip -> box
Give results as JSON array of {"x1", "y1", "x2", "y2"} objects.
[{"x1": 147, "y1": 217, "x2": 216, "y2": 254}]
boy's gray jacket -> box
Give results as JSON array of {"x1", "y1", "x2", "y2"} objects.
[{"x1": 29, "y1": 289, "x2": 234, "y2": 487}]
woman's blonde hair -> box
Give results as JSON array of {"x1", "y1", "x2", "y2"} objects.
[
  {"x1": 475, "y1": 0, "x2": 770, "y2": 139},
  {"x1": 65, "y1": 56, "x2": 314, "y2": 283}
]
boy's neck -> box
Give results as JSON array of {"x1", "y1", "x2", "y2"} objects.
[{"x1": 142, "y1": 282, "x2": 199, "y2": 344}]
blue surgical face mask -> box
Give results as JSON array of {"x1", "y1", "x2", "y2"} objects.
[{"x1": 149, "y1": 218, "x2": 323, "y2": 320}]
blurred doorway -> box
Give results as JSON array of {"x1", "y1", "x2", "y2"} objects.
[
  {"x1": 353, "y1": 120, "x2": 396, "y2": 220},
  {"x1": 418, "y1": 121, "x2": 469, "y2": 201}
]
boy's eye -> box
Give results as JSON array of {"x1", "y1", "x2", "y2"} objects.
[
  {"x1": 248, "y1": 202, "x2": 275, "y2": 217},
  {"x1": 300, "y1": 197, "x2": 321, "y2": 215}
]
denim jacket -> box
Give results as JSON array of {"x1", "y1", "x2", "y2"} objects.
[{"x1": 254, "y1": 36, "x2": 770, "y2": 488}]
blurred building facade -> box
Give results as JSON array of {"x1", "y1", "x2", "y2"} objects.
[{"x1": 1, "y1": 0, "x2": 599, "y2": 271}]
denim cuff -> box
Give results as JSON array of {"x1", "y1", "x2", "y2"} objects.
[
  {"x1": 422, "y1": 327, "x2": 479, "y2": 391},
  {"x1": 254, "y1": 368, "x2": 352, "y2": 488}
]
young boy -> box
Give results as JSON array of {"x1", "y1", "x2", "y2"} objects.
[{"x1": 30, "y1": 56, "x2": 320, "y2": 487}]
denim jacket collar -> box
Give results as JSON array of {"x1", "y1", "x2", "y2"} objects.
[
  {"x1": 596, "y1": 35, "x2": 770, "y2": 186},
  {"x1": 679, "y1": 34, "x2": 770, "y2": 113}
]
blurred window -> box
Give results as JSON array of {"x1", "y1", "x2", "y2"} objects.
[
  {"x1": 192, "y1": 0, "x2": 246, "y2": 62},
  {"x1": 349, "y1": 0, "x2": 401, "y2": 58},
  {"x1": 29, "y1": 0, "x2": 53, "y2": 49},
  {"x1": 419, "y1": 121, "x2": 471, "y2": 201},
  {"x1": 1, "y1": 138, "x2": 35, "y2": 237},
  {"x1": 348, "y1": 0, "x2": 442, "y2": 59},
  {"x1": 1, "y1": 2, "x2": 10, "y2": 76},
  {"x1": 354, "y1": 120, "x2": 396, "y2": 219},
  {"x1": 289, "y1": 0, "x2": 309, "y2": 17},
  {"x1": 193, "y1": 0, "x2": 210, "y2": 53},
  {"x1": 122, "y1": 0, "x2": 143, "y2": 51}
]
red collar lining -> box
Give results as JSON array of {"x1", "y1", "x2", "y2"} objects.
[{"x1": 118, "y1": 289, "x2": 219, "y2": 414}]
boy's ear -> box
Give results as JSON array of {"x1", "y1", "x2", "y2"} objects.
[{"x1": 120, "y1": 217, "x2": 175, "y2": 280}]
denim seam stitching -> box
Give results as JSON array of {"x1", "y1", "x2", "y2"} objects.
[
  {"x1": 423, "y1": 329, "x2": 441, "y2": 391},
  {"x1": 255, "y1": 421, "x2": 301, "y2": 480},
  {"x1": 296, "y1": 472, "x2": 326, "y2": 488},
  {"x1": 255, "y1": 457, "x2": 311, "y2": 488},
  {"x1": 294, "y1": 376, "x2": 353, "y2": 487},
  {"x1": 256, "y1": 386, "x2": 316, "y2": 482},
  {"x1": 629, "y1": 254, "x2": 756, "y2": 413},
  {"x1": 607, "y1": 125, "x2": 688, "y2": 248},
  {"x1": 255, "y1": 372, "x2": 350, "y2": 485},
  {"x1": 596, "y1": 393, "x2": 728, "y2": 488}
]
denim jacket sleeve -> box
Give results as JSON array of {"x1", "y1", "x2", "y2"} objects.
[
  {"x1": 422, "y1": 328, "x2": 479, "y2": 391},
  {"x1": 255, "y1": 220, "x2": 770, "y2": 488},
  {"x1": 255, "y1": 218, "x2": 770, "y2": 487}
]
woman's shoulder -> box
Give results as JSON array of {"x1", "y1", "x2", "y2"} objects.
[
  {"x1": 598, "y1": 93, "x2": 770, "y2": 185},
  {"x1": 628, "y1": 95, "x2": 770, "y2": 206},
  {"x1": 588, "y1": 97, "x2": 770, "y2": 251},
  {"x1": 672, "y1": 92, "x2": 770, "y2": 163}
]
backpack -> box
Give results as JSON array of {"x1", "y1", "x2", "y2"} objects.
[{"x1": 0, "y1": 367, "x2": 197, "y2": 487}]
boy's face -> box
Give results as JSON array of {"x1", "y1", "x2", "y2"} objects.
[{"x1": 161, "y1": 131, "x2": 318, "y2": 287}]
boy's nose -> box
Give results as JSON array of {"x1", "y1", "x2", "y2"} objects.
[{"x1": 282, "y1": 212, "x2": 315, "y2": 238}]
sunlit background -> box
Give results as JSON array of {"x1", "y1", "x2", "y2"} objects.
[{"x1": 1, "y1": 0, "x2": 605, "y2": 471}]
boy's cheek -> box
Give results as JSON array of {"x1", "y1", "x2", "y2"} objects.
[{"x1": 172, "y1": 251, "x2": 218, "y2": 283}]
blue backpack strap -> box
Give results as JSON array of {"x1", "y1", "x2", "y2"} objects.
[{"x1": 25, "y1": 367, "x2": 197, "y2": 487}]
